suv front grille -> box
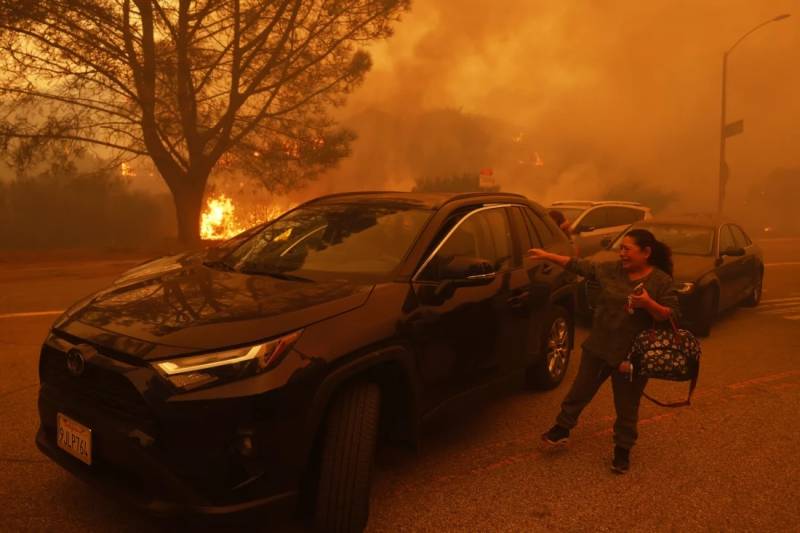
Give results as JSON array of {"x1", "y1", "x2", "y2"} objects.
[{"x1": 40, "y1": 345, "x2": 152, "y2": 421}]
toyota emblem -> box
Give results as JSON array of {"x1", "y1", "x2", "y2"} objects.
[{"x1": 66, "y1": 349, "x2": 85, "y2": 377}]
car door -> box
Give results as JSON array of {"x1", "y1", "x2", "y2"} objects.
[
  {"x1": 516, "y1": 206, "x2": 568, "y2": 365},
  {"x1": 715, "y1": 224, "x2": 746, "y2": 309},
  {"x1": 729, "y1": 224, "x2": 758, "y2": 301},
  {"x1": 407, "y1": 206, "x2": 517, "y2": 411}
]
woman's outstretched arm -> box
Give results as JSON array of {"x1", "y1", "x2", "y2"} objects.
[{"x1": 528, "y1": 248, "x2": 599, "y2": 280}]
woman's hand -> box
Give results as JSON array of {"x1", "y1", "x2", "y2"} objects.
[
  {"x1": 527, "y1": 248, "x2": 550, "y2": 261},
  {"x1": 628, "y1": 287, "x2": 652, "y2": 309},
  {"x1": 630, "y1": 287, "x2": 673, "y2": 321}
]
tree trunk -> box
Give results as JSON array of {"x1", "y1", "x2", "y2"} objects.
[{"x1": 169, "y1": 178, "x2": 207, "y2": 247}]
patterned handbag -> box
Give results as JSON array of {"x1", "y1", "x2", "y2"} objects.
[{"x1": 626, "y1": 316, "x2": 701, "y2": 407}]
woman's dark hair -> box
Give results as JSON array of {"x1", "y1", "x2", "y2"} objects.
[{"x1": 625, "y1": 228, "x2": 673, "y2": 277}]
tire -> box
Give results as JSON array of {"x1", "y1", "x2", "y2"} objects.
[
  {"x1": 694, "y1": 286, "x2": 718, "y2": 338},
  {"x1": 527, "y1": 305, "x2": 572, "y2": 390},
  {"x1": 743, "y1": 271, "x2": 763, "y2": 307},
  {"x1": 315, "y1": 382, "x2": 381, "y2": 533}
]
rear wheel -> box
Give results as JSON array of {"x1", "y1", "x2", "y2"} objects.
[
  {"x1": 315, "y1": 382, "x2": 381, "y2": 533},
  {"x1": 743, "y1": 271, "x2": 763, "y2": 307},
  {"x1": 694, "y1": 286, "x2": 718, "y2": 337},
  {"x1": 527, "y1": 306, "x2": 572, "y2": 389}
]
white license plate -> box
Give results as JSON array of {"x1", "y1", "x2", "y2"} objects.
[{"x1": 57, "y1": 413, "x2": 92, "y2": 466}]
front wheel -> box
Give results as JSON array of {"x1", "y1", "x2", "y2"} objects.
[
  {"x1": 743, "y1": 272, "x2": 763, "y2": 307},
  {"x1": 315, "y1": 382, "x2": 381, "y2": 533},
  {"x1": 527, "y1": 306, "x2": 572, "y2": 390}
]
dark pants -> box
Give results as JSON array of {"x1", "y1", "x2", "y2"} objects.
[{"x1": 555, "y1": 350, "x2": 648, "y2": 450}]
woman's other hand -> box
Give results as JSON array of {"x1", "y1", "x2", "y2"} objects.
[{"x1": 628, "y1": 287, "x2": 652, "y2": 309}]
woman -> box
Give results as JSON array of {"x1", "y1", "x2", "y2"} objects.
[{"x1": 529, "y1": 228, "x2": 680, "y2": 473}]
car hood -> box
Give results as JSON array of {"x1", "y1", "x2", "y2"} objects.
[
  {"x1": 584, "y1": 250, "x2": 715, "y2": 283},
  {"x1": 55, "y1": 253, "x2": 374, "y2": 359}
]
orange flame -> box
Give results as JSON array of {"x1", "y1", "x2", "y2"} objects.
[{"x1": 200, "y1": 193, "x2": 295, "y2": 240}]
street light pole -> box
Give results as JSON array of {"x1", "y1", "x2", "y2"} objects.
[{"x1": 717, "y1": 13, "x2": 791, "y2": 214}]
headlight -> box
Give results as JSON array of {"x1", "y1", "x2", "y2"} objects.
[
  {"x1": 675, "y1": 282, "x2": 695, "y2": 294},
  {"x1": 152, "y1": 330, "x2": 303, "y2": 390}
]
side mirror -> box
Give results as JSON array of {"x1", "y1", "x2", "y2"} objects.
[
  {"x1": 574, "y1": 224, "x2": 594, "y2": 234},
  {"x1": 720, "y1": 247, "x2": 746, "y2": 257},
  {"x1": 600, "y1": 236, "x2": 613, "y2": 249}
]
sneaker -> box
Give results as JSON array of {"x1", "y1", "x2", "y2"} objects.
[
  {"x1": 611, "y1": 446, "x2": 630, "y2": 474},
  {"x1": 541, "y1": 424, "x2": 570, "y2": 445}
]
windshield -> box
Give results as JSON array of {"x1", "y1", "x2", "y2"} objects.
[
  {"x1": 551, "y1": 207, "x2": 585, "y2": 223},
  {"x1": 215, "y1": 202, "x2": 432, "y2": 280},
  {"x1": 612, "y1": 224, "x2": 715, "y2": 256}
]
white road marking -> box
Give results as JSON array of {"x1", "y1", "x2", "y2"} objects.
[
  {"x1": 765, "y1": 262, "x2": 800, "y2": 267},
  {"x1": 0, "y1": 310, "x2": 64, "y2": 320},
  {"x1": 785, "y1": 315, "x2": 800, "y2": 321},
  {"x1": 758, "y1": 301, "x2": 800, "y2": 309},
  {"x1": 758, "y1": 307, "x2": 800, "y2": 316},
  {"x1": 760, "y1": 296, "x2": 800, "y2": 303}
]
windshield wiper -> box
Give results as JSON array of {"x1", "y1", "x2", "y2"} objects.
[{"x1": 239, "y1": 269, "x2": 313, "y2": 283}]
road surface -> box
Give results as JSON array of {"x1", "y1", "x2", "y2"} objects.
[{"x1": 1, "y1": 240, "x2": 798, "y2": 531}]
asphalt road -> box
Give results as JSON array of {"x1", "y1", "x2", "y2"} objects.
[{"x1": 1, "y1": 240, "x2": 799, "y2": 532}]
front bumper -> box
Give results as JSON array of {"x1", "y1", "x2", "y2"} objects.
[
  {"x1": 35, "y1": 424, "x2": 296, "y2": 516},
  {"x1": 35, "y1": 333, "x2": 307, "y2": 516}
]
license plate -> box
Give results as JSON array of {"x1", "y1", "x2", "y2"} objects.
[{"x1": 57, "y1": 413, "x2": 92, "y2": 466}]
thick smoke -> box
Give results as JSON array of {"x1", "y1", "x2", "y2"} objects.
[{"x1": 307, "y1": 0, "x2": 798, "y2": 221}]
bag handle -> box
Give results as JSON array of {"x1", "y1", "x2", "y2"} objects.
[{"x1": 641, "y1": 363, "x2": 699, "y2": 408}]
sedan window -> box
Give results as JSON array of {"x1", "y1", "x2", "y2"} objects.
[
  {"x1": 612, "y1": 224, "x2": 715, "y2": 255},
  {"x1": 729, "y1": 225, "x2": 751, "y2": 248},
  {"x1": 719, "y1": 225, "x2": 737, "y2": 254}
]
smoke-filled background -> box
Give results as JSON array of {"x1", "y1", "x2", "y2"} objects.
[
  {"x1": 2, "y1": 0, "x2": 798, "y2": 249},
  {"x1": 318, "y1": 0, "x2": 799, "y2": 215}
]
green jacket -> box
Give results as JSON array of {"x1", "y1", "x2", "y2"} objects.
[{"x1": 568, "y1": 258, "x2": 681, "y2": 365}]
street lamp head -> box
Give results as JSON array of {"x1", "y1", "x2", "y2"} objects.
[{"x1": 773, "y1": 14, "x2": 791, "y2": 22}]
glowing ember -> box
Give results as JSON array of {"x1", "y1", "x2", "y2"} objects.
[{"x1": 200, "y1": 193, "x2": 295, "y2": 240}]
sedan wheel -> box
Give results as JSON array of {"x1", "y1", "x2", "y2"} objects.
[{"x1": 743, "y1": 273, "x2": 763, "y2": 307}]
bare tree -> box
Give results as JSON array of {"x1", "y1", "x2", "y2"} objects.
[{"x1": 0, "y1": 0, "x2": 409, "y2": 244}]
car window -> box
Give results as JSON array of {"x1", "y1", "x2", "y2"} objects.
[
  {"x1": 718, "y1": 225, "x2": 736, "y2": 253},
  {"x1": 483, "y1": 208, "x2": 513, "y2": 269},
  {"x1": 607, "y1": 207, "x2": 644, "y2": 226},
  {"x1": 611, "y1": 224, "x2": 714, "y2": 256},
  {"x1": 419, "y1": 208, "x2": 511, "y2": 281},
  {"x1": 555, "y1": 207, "x2": 585, "y2": 223},
  {"x1": 524, "y1": 208, "x2": 556, "y2": 246},
  {"x1": 223, "y1": 203, "x2": 431, "y2": 279},
  {"x1": 509, "y1": 207, "x2": 535, "y2": 262},
  {"x1": 578, "y1": 207, "x2": 610, "y2": 230},
  {"x1": 729, "y1": 225, "x2": 750, "y2": 248}
]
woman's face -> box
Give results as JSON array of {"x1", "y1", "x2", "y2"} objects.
[{"x1": 619, "y1": 236, "x2": 651, "y2": 271}]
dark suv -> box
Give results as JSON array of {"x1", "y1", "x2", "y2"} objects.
[{"x1": 36, "y1": 192, "x2": 577, "y2": 531}]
